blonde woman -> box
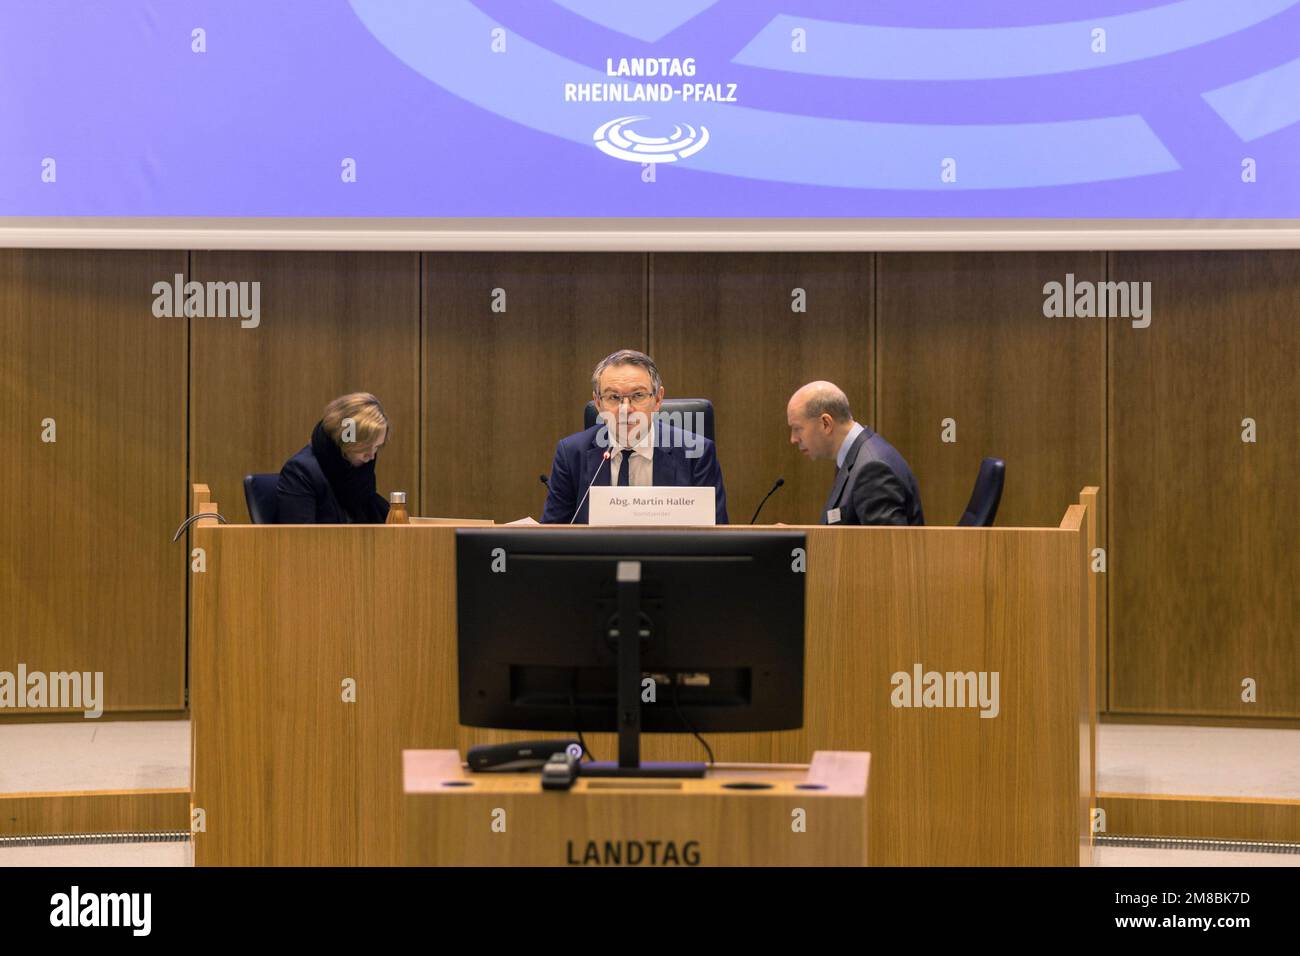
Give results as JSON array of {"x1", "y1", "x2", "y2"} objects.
[{"x1": 276, "y1": 393, "x2": 391, "y2": 523}]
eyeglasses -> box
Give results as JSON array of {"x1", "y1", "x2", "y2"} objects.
[{"x1": 598, "y1": 390, "x2": 655, "y2": 409}]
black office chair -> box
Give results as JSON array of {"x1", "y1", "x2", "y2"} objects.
[
  {"x1": 957, "y1": 458, "x2": 1005, "y2": 527},
  {"x1": 243, "y1": 473, "x2": 280, "y2": 524},
  {"x1": 583, "y1": 398, "x2": 715, "y2": 441}
]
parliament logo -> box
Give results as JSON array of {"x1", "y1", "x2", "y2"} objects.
[{"x1": 594, "y1": 116, "x2": 710, "y2": 163}]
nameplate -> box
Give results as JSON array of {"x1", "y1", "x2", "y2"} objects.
[{"x1": 588, "y1": 486, "x2": 715, "y2": 526}]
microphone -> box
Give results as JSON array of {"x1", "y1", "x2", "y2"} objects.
[
  {"x1": 749, "y1": 477, "x2": 785, "y2": 524},
  {"x1": 570, "y1": 451, "x2": 612, "y2": 525},
  {"x1": 539, "y1": 474, "x2": 549, "y2": 487}
]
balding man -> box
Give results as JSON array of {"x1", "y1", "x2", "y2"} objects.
[{"x1": 787, "y1": 382, "x2": 924, "y2": 526}]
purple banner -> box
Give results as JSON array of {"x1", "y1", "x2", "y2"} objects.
[{"x1": 2, "y1": 0, "x2": 1299, "y2": 217}]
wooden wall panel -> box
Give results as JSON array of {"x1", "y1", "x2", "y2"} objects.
[
  {"x1": 650, "y1": 253, "x2": 873, "y2": 525},
  {"x1": 1109, "y1": 251, "x2": 1300, "y2": 717},
  {"x1": 1096, "y1": 793, "x2": 1300, "y2": 843},
  {"x1": 189, "y1": 252, "x2": 420, "y2": 522},
  {"x1": 422, "y1": 253, "x2": 645, "y2": 523},
  {"x1": 0, "y1": 789, "x2": 189, "y2": 836},
  {"x1": 876, "y1": 252, "x2": 1106, "y2": 528},
  {"x1": 0, "y1": 250, "x2": 187, "y2": 712}
]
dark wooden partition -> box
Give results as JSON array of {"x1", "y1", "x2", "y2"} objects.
[
  {"x1": 1108, "y1": 251, "x2": 1300, "y2": 718},
  {"x1": 0, "y1": 250, "x2": 187, "y2": 712}
]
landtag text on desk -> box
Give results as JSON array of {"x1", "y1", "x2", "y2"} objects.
[{"x1": 566, "y1": 839, "x2": 701, "y2": 866}]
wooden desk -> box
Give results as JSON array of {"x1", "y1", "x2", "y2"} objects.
[
  {"x1": 404, "y1": 750, "x2": 869, "y2": 866},
  {"x1": 190, "y1": 485, "x2": 1094, "y2": 866}
]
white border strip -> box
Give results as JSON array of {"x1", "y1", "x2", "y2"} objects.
[{"x1": 2, "y1": 219, "x2": 1300, "y2": 251}]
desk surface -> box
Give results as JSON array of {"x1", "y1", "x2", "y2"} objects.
[{"x1": 404, "y1": 749, "x2": 869, "y2": 797}]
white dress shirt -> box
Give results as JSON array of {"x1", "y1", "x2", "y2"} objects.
[
  {"x1": 836, "y1": 422, "x2": 865, "y2": 470},
  {"x1": 609, "y1": 428, "x2": 654, "y2": 486}
]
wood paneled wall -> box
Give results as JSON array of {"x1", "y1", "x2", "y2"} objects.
[
  {"x1": 0, "y1": 250, "x2": 187, "y2": 713},
  {"x1": 1108, "y1": 251, "x2": 1300, "y2": 718},
  {"x1": 876, "y1": 252, "x2": 1106, "y2": 528},
  {"x1": 3, "y1": 249, "x2": 1296, "y2": 719}
]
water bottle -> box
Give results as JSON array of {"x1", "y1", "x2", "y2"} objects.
[{"x1": 386, "y1": 491, "x2": 409, "y2": 524}]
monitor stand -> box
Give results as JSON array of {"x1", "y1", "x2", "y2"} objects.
[{"x1": 580, "y1": 561, "x2": 706, "y2": 780}]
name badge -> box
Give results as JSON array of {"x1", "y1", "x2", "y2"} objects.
[
  {"x1": 589, "y1": 486, "x2": 716, "y2": 526},
  {"x1": 827, "y1": 507, "x2": 842, "y2": 525}
]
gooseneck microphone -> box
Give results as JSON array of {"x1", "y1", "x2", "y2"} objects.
[
  {"x1": 570, "y1": 451, "x2": 612, "y2": 524},
  {"x1": 749, "y1": 477, "x2": 785, "y2": 524},
  {"x1": 539, "y1": 474, "x2": 549, "y2": 487}
]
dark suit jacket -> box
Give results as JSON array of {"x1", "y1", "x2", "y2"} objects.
[
  {"x1": 276, "y1": 445, "x2": 389, "y2": 524},
  {"x1": 822, "y1": 427, "x2": 924, "y2": 526},
  {"x1": 542, "y1": 422, "x2": 728, "y2": 524}
]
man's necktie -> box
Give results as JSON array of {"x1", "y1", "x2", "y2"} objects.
[{"x1": 617, "y1": 448, "x2": 634, "y2": 486}]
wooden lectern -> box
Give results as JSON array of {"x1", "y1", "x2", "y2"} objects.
[{"x1": 190, "y1": 484, "x2": 1095, "y2": 866}]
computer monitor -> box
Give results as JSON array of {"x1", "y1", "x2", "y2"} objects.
[{"x1": 455, "y1": 528, "x2": 806, "y2": 777}]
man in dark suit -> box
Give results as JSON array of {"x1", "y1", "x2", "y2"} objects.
[
  {"x1": 787, "y1": 381, "x2": 923, "y2": 526},
  {"x1": 542, "y1": 349, "x2": 728, "y2": 524}
]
